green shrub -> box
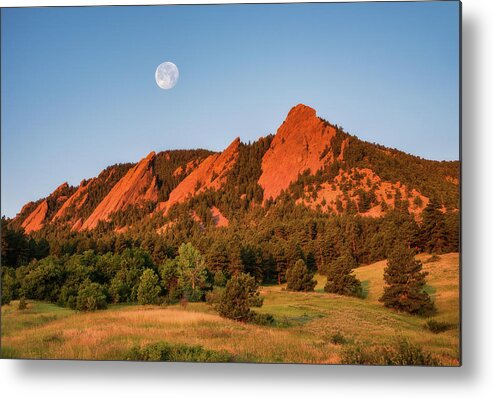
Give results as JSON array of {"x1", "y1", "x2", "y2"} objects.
[
  {"x1": 252, "y1": 313, "x2": 275, "y2": 326},
  {"x1": 341, "y1": 339, "x2": 440, "y2": 366},
  {"x1": 126, "y1": 341, "x2": 233, "y2": 362},
  {"x1": 18, "y1": 296, "x2": 27, "y2": 310},
  {"x1": 205, "y1": 287, "x2": 223, "y2": 305},
  {"x1": 76, "y1": 280, "x2": 107, "y2": 311},
  {"x1": 1, "y1": 267, "x2": 16, "y2": 305},
  {"x1": 58, "y1": 285, "x2": 78, "y2": 309},
  {"x1": 382, "y1": 339, "x2": 440, "y2": 366},
  {"x1": 425, "y1": 319, "x2": 452, "y2": 334},
  {"x1": 330, "y1": 331, "x2": 348, "y2": 345}
]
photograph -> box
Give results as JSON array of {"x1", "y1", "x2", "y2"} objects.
[{"x1": 1, "y1": 1, "x2": 460, "y2": 365}]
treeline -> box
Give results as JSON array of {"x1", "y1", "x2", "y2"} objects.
[
  {"x1": 1, "y1": 239, "x2": 437, "y2": 319},
  {"x1": 2, "y1": 198, "x2": 458, "y2": 310},
  {"x1": 17, "y1": 197, "x2": 458, "y2": 285},
  {"x1": 1, "y1": 240, "x2": 264, "y2": 317},
  {"x1": 1, "y1": 218, "x2": 50, "y2": 268}
]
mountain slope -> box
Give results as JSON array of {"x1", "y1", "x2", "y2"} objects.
[
  {"x1": 158, "y1": 137, "x2": 241, "y2": 213},
  {"x1": 10, "y1": 104, "x2": 459, "y2": 235},
  {"x1": 81, "y1": 152, "x2": 158, "y2": 230},
  {"x1": 259, "y1": 104, "x2": 338, "y2": 200}
]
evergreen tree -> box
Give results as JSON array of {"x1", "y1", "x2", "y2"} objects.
[
  {"x1": 217, "y1": 273, "x2": 263, "y2": 322},
  {"x1": 420, "y1": 200, "x2": 448, "y2": 253},
  {"x1": 137, "y1": 269, "x2": 162, "y2": 305},
  {"x1": 324, "y1": 250, "x2": 362, "y2": 297},
  {"x1": 444, "y1": 211, "x2": 460, "y2": 252},
  {"x1": 286, "y1": 259, "x2": 316, "y2": 292},
  {"x1": 379, "y1": 243, "x2": 435, "y2": 315},
  {"x1": 205, "y1": 240, "x2": 230, "y2": 272},
  {"x1": 273, "y1": 243, "x2": 289, "y2": 285},
  {"x1": 240, "y1": 245, "x2": 263, "y2": 282}
]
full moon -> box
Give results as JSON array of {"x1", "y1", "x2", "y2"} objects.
[{"x1": 155, "y1": 61, "x2": 179, "y2": 90}]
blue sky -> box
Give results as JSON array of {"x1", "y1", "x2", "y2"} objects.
[{"x1": 1, "y1": 2, "x2": 460, "y2": 218}]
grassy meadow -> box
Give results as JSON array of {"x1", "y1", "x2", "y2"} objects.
[{"x1": 0, "y1": 253, "x2": 460, "y2": 365}]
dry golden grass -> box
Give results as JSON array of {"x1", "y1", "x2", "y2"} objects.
[{"x1": 1, "y1": 253, "x2": 460, "y2": 365}]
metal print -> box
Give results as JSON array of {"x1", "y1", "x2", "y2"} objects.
[{"x1": 0, "y1": 1, "x2": 461, "y2": 365}]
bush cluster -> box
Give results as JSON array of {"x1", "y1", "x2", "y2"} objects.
[
  {"x1": 126, "y1": 341, "x2": 233, "y2": 362},
  {"x1": 341, "y1": 339, "x2": 440, "y2": 366}
]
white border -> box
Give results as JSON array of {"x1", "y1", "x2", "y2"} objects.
[{"x1": 2, "y1": 1, "x2": 493, "y2": 397}]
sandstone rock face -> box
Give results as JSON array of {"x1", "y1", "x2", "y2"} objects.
[
  {"x1": 173, "y1": 159, "x2": 201, "y2": 178},
  {"x1": 20, "y1": 182, "x2": 72, "y2": 233},
  {"x1": 81, "y1": 152, "x2": 158, "y2": 230},
  {"x1": 445, "y1": 176, "x2": 459, "y2": 185},
  {"x1": 12, "y1": 104, "x2": 458, "y2": 234},
  {"x1": 71, "y1": 218, "x2": 84, "y2": 232},
  {"x1": 52, "y1": 179, "x2": 94, "y2": 222},
  {"x1": 160, "y1": 137, "x2": 240, "y2": 212},
  {"x1": 211, "y1": 206, "x2": 229, "y2": 227},
  {"x1": 21, "y1": 200, "x2": 49, "y2": 233},
  {"x1": 258, "y1": 104, "x2": 337, "y2": 201}
]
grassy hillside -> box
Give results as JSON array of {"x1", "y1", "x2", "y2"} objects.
[{"x1": 1, "y1": 253, "x2": 459, "y2": 365}]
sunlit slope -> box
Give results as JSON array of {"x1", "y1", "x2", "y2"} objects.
[{"x1": 1, "y1": 253, "x2": 459, "y2": 364}]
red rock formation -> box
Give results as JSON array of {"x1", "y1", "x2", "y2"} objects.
[
  {"x1": 445, "y1": 176, "x2": 459, "y2": 185},
  {"x1": 173, "y1": 158, "x2": 201, "y2": 178},
  {"x1": 15, "y1": 201, "x2": 38, "y2": 223},
  {"x1": 19, "y1": 182, "x2": 72, "y2": 233},
  {"x1": 21, "y1": 200, "x2": 49, "y2": 233},
  {"x1": 52, "y1": 179, "x2": 94, "y2": 221},
  {"x1": 81, "y1": 152, "x2": 158, "y2": 230},
  {"x1": 258, "y1": 104, "x2": 337, "y2": 200},
  {"x1": 211, "y1": 206, "x2": 229, "y2": 227},
  {"x1": 71, "y1": 218, "x2": 84, "y2": 232},
  {"x1": 159, "y1": 137, "x2": 240, "y2": 212}
]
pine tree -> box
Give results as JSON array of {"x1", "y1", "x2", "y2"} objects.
[
  {"x1": 205, "y1": 240, "x2": 230, "y2": 272},
  {"x1": 286, "y1": 259, "x2": 316, "y2": 292},
  {"x1": 444, "y1": 211, "x2": 460, "y2": 252},
  {"x1": 324, "y1": 250, "x2": 362, "y2": 297},
  {"x1": 217, "y1": 273, "x2": 263, "y2": 322},
  {"x1": 379, "y1": 243, "x2": 435, "y2": 315},
  {"x1": 420, "y1": 200, "x2": 448, "y2": 253}
]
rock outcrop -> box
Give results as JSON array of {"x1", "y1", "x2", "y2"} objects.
[
  {"x1": 52, "y1": 179, "x2": 94, "y2": 222},
  {"x1": 20, "y1": 182, "x2": 73, "y2": 233},
  {"x1": 258, "y1": 104, "x2": 337, "y2": 200},
  {"x1": 211, "y1": 206, "x2": 229, "y2": 227},
  {"x1": 21, "y1": 200, "x2": 49, "y2": 233},
  {"x1": 81, "y1": 152, "x2": 158, "y2": 230},
  {"x1": 12, "y1": 104, "x2": 459, "y2": 234},
  {"x1": 159, "y1": 137, "x2": 240, "y2": 212}
]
